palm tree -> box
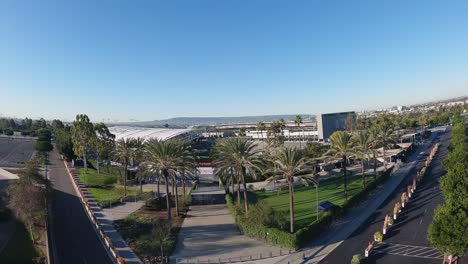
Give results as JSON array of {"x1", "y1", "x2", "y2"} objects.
[
  {"x1": 326, "y1": 131, "x2": 354, "y2": 200},
  {"x1": 213, "y1": 140, "x2": 242, "y2": 204},
  {"x1": 212, "y1": 137, "x2": 262, "y2": 216},
  {"x1": 256, "y1": 122, "x2": 266, "y2": 142},
  {"x1": 113, "y1": 138, "x2": 135, "y2": 197},
  {"x1": 368, "y1": 127, "x2": 381, "y2": 181},
  {"x1": 294, "y1": 115, "x2": 303, "y2": 147},
  {"x1": 352, "y1": 130, "x2": 371, "y2": 187},
  {"x1": 132, "y1": 137, "x2": 145, "y2": 194},
  {"x1": 377, "y1": 116, "x2": 395, "y2": 170},
  {"x1": 141, "y1": 139, "x2": 191, "y2": 221},
  {"x1": 268, "y1": 147, "x2": 313, "y2": 233}
]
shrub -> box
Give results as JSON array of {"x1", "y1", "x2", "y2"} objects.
[
  {"x1": 4, "y1": 129, "x2": 13, "y2": 136},
  {"x1": 351, "y1": 254, "x2": 361, "y2": 264},
  {"x1": 374, "y1": 231, "x2": 383, "y2": 242}
]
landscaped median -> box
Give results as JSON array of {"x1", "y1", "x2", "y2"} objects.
[
  {"x1": 363, "y1": 143, "x2": 440, "y2": 261},
  {"x1": 64, "y1": 161, "x2": 142, "y2": 264},
  {"x1": 226, "y1": 167, "x2": 394, "y2": 250}
]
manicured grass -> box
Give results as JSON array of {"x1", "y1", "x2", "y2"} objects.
[
  {"x1": 0, "y1": 221, "x2": 42, "y2": 264},
  {"x1": 251, "y1": 174, "x2": 377, "y2": 230},
  {"x1": 79, "y1": 167, "x2": 117, "y2": 187},
  {"x1": 88, "y1": 186, "x2": 139, "y2": 203}
]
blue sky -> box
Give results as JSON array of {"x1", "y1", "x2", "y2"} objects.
[{"x1": 1, "y1": 0, "x2": 467, "y2": 122}]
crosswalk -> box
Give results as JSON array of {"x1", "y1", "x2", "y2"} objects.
[{"x1": 372, "y1": 243, "x2": 444, "y2": 259}]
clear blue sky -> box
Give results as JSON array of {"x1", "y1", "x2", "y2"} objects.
[{"x1": 1, "y1": 0, "x2": 467, "y2": 122}]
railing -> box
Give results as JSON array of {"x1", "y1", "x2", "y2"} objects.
[{"x1": 176, "y1": 249, "x2": 295, "y2": 264}]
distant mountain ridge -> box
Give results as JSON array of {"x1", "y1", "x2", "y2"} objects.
[{"x1": 111, "y1": 114, "x2": 315, "y2": 128}]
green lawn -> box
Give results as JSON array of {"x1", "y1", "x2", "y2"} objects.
[
  {"x1": 251, "y1": 174, "x2": 377, "y2": 230},
  {"x1": 88, "y1": 186, "x2": 139, "y2": 203},
  {"x1": 79, "y1": 167, "x2": 118, "y2": 187},
  {"x1": 0, "y1": 221, "x2": 43, "y2": 264},
  {"x1": 79, "y1": 164, "x2": 143, "y2": 207}
]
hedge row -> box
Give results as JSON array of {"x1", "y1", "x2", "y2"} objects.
[{"x1": 227, "y1": 167, "x2": 394, "y2": 249}]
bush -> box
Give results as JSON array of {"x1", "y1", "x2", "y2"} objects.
[
  {"x1": 351, "y1": 254, "x2": 361, "y2": 264},
  {"x1": 226, "y1": 194, "x2": 297, "y2": 249},
  {"x1": 4, "y1": 129, "x2": 13, "y2": 136},
  {"x1": 35, "y1": 140, "x2": 53, "y2": 152},
  {"x1": 374, "y1": 231, "x2": 383, "y2": 242}
]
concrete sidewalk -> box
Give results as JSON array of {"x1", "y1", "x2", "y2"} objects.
[
  {"x1": 245, "y1": 128, "x2": 445, "y2": 264},
  {"x1": 102, "y1": 201, "x2": 145, "y2": 221},
  {"x1": 172, "y1": 204, "x2": 285, "y2": 264}
]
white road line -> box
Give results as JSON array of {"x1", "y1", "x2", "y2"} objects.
[{"x1": 419, "y1": 219, "x2": 423, "y2": 225}]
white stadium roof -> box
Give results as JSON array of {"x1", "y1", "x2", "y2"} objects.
[{"x1": 109, "y1": 126, "x2": 195, "y2": 141}]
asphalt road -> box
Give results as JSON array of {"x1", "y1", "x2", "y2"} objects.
[
  {"x1": 320, "y1": 128, "x2": 452, "y2": 264},
  {"x1": 48, "y1": 148, "x2": 114, "y2": 264}
]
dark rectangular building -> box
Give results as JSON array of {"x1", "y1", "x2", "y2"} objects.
[{"x1": 317, "y1": 111, "x2": 355, "y2": 142}]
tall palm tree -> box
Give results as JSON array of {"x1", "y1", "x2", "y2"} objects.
[
  {"x1": 212, "y1": 137, "x2": 262, "y2": 216},
  {"x1": 294, "y1": 115, "x2": 303, "y2": 147},
  {"x1": 256, "y1": 122, "x2": 266, "y2": 142},
  {"x1": 368, "y1": 126, "x2": 381, "y2": 181},
  {"x1": 352, "y1": 130, "x2": 371, "y2": 187},
  {"x1": 141, "y1": 139, "x2": 190, "y2": 222},
  {"x1": 377, "y1": 116, "x2": 395, "y2": 170},
  {"x1": 268, "y1": 147, "x2": 313, "y2": 233},
  {"x1": 326, "y1": 131, "x2": 354, "y2": 200},
  {"x1": 113, "y1": 138, "x2": 135, "y2": 196},
  {"x1": 132, "y1": 137, "x2": 146, "y2": 194},
  {"x1": 213, "y1": 140, "x2": 242, "y2": 204}
]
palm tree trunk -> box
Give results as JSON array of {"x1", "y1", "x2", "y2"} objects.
[
  {"x1": 343, "y1": 156, "x2": 348, "y2": 201},
  {"x1": 183, "y1": 179, "x2": 186, "y2": 201},
  {"x1": 124, "y1": 163, "x2": 128, "y2": 197},
  {"x1": 288, "y1": 179, "x2": 295, "y2": 233},
  {"x1": 174, "y1": 177, "x2": 179, "y2": 217},
  {"x1": 241, "y1": 168, "x2": 249, "y2": 216},
  {"x1": 383, "y1": 147, "x2": 387, "y2": 169},
  {"x1": 315, "y1": 184, "x2": 319, "y2": 221},
  {"x1": 172, "y1": 180, "x2": 175, "y2": 197},
  {"x1": 164, "y1": 173, "x2": 172, "y2": 222},
  {"x1": 236, "y1": 174, "x2": 241, "y2": 205},
  {"x1": 361, "y1": 159, "x2": 365, "y2": 188},
  {"x1": 373, "y1": 152, "x2": 377, "y2": 181},
  {"x1": 140, "y1": 175, "x2": 143, "y2": 194},
  {"x1": 157, "y1": 176, "x2": 161, "y2": 198}
]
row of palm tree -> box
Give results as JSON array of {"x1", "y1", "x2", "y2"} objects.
[
  {"x1": 327, "y1": 117, "x2": 396, "y2": 200},
  {"x1": 113, "y1": 138, "x2": 196, "y2": 223},
  {"x1": 214, "y1": 116, "x2": 396, "y2": 233}
]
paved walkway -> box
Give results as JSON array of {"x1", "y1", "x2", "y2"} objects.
[
  {"x1": 243, "y1": 128, "x2": 446, "y2": 264},
  {"x1": 172, "y1": 204, "x2": 285, "y2": 264},
  {"x1": 101, "y1": 201, "x2": 145, "y2": 221}
]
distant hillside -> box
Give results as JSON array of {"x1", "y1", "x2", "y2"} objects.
[{"x1": 111, "y1": 114, "x2": 315, "y2": 128}]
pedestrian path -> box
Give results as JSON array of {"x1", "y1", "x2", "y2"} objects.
[
  {"x1": 102, "y1": 201, "x2": 145, "y2": 221},
  {"x1": 65, "y1": 162, "x2": 142, "y2": 264}
]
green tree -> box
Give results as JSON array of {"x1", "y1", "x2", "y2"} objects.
[
  {"x1": 327, "y1": 131, "x2": 354, "y2": 200},
  {"x1": 92, "y1": 123, "x2": 115, "y2": 174},
  {"x1": 428, "y1": 204, "x2": 468, "y2": 257},
  {"x1": 256, "y1": 122, "x2": 266, "y2": 142},
  {"x1": 212, "y1": 137, "x2": 262, "y2": 216},
  {"x1": 113, "y1": 138, "x2": 135, "y2": 197},
  {"x1": 294, "y1": 115, "x2": 303, "y2": 147},
  {"x1": 352, "y1": 130, "x2": 371, "y2": 187},
  {"x1": 71, "y1": 114, "x2": 95, "y2": 172},
  {"x1": 268, "y1": 147, "x2": 313, "y2": 233},
  {"x1": 376, "y1": 115, "x2": 395, "y2": 170},
  {"x1": 141, "y1": 139, "x2": 192, "y2": 222}
]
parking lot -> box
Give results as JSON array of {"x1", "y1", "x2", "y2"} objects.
[{"x1": 0, "y1": 137, "x2": 35, "y2": 168}]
